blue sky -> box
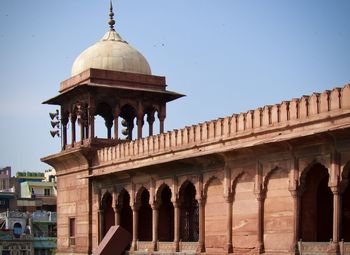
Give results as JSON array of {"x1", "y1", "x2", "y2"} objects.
[{"x1": 0, "y1": 0, "x2": 349, "y2": 174}]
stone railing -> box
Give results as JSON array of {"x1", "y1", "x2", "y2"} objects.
[
  {"x1": 0, "y1": 211, "x2": 28, "y2": 219},
  {"x1": 97, "y1": 85, "x2": 350, "y2": 164},
  {"x1": 136, "y1": 241, "x2": 153, "y2": 251},
  {"x1": 340, "y1": 241, "x2": 350, "y2": 255},
  {"x1": 298, "y1": 241, "x2": 329, "y2": 254},
  {"x1": 32, "y1": 211, "x2": 56, "y2": 223}
]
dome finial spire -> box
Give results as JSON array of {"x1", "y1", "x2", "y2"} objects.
[{"x1": 108, "y1": 0, "x2": 116, "y2": 31}]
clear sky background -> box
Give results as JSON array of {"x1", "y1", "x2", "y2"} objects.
[{"x1": 0, "y1": 0, "x2": 349, "y2": 174}]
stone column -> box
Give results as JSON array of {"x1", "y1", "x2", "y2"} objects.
[
  {"x1": 88, "y1": 106, "x2": 95, "y2": 140},
  {"x1": 137, "y1": 115, "x2": 143, "y2": 139},
  {"x1": 288, "y1": 185, "x2": 300, "y2": 254},
  {"x1": 131, "y1": 205, "x2": 139, "y2": 251},
  {"x1": 98, "y1": 209, "x2": 104, "y2": 243},
  {"x1": 70, "y1": 113, "x2": 77, "y2": 146},
  {"x1": 225, "y1": 195, "x2": 233, "y2": 253},
  {"x1": 255, "y1": 191, "x2": 265, "y2": 254},
  {"x1": 147, "y1": 112, "x2": 155, "y2": 136},
  {"x1": 159, "y1": 115, "x2": 165, "y2": 134},
  {"x1": 106, "y1": 119, "x2": 113, "y2": 139},
  {"x1": 288, "y1": 156, "x2": 300, "y2": 254},
  {"x1": 113, "y1": 107, "x2": 120, "y2": 140},
  {"x1": 137, "y1": 102, "x2": 144, "y2": 139},
  {"x1": 328, "y1": 186, "x2": 341, "y2": 254},
  {"x1": 113, "y1": 206, "x2": 120, "y2": 226},
  {"x1": 327, "y1": 150, "x2": 341, "y2": 254},
  {"x1": 151, "y1": 203, "x2": 159, "y2": 251},
  {"x1": 61, "y1": 114, "x2": 68, "y2": 150},
  {"x1": 158, "y1": 105, "x2": 166, "y2": 134},
  {"x1": 197, "y1": 198, "x2": 206, "y2": 253},
  {"x1": 173, "y1": 200, "x2": 180, "y2": 252},
  {"x1": 79, "y1": 117, "x2": 85, "y2": 142}
]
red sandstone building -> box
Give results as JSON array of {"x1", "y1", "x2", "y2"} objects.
[{"x1": 42, "y1": 3, "x2": 350, "y2": 255}]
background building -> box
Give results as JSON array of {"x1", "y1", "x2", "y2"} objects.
[
  {"x1": 15, "y1": 171, "x2": 57, "y2": 213},
  {"x1": 0, "y1": 210, "x2": 57, "y2": 255}
]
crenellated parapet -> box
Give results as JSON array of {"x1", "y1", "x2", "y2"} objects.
[{"x1": 96, "y1": 84, "x2": 350, "y2": 167}]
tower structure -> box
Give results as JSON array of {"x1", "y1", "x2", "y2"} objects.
[
  {"x1": 42, "y1": 3, "x2": 183, "y2": 254},
  {"x1": 44, "y1": 2, "x2": 183, "y2": 149}
]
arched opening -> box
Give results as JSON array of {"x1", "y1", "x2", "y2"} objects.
[
  {"x1": 95, "y1": 103, "x2": 114, "y2": 139},
  {"x1": 300, "y1": 163, "x2": 333, "y2": 241},
  {"x1": 157, "y1": 185, "x2": 174, "y2": 241},
  {"x1": 154, "y1": 110, "x2": 161, "y2": 135},
  {"x1": 118, "y1": 189, "x2": 132, "y2": 235},
  {"x1": 137, "y1": 188, "x2": 152, "y2": 241},
  {"x1": 120, "y1": 104, "x2": 136, "y2": 140},
  {"x1": 179, "y1": 181, "x2": 199, "y2": 242},
  {"x1": 13, "y1": 222, "x2": 22, "y2": 238},
  {"x1": 342, "y1": 163, "x2": 350, "y2": 241},
  {"x1": 102, "y1": 192, "x2": 114, "y2": 237},
  {"x1": 144, "y1": 106, "x2": 160, "y2": 136}
]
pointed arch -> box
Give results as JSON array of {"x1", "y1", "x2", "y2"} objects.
[
  {"x1": 95, "y1": 102, "x2": 114, "y2": 139},
  {"x1": 204, "y1": 175, "x2": 226, "y2": 251},
  {"x1": 262, "y1": 166, "x2": 286, "y2": 193},
  {"x1": 119, "y1": 103, "x2": 137, "y2": 140},
  {"x1": 231, "y1": 171, "x2": 256, "y2": 251},
  {"x1": 231, "y1": 171, "x2": 245, "y2": 199},
  {"x1": 341, "y1": 160, "x2": 350, "y2": 241},
  {"x1": 156, "y1": 184, "x2": 174, "y2": 241},
  {"x1": 179, "y1": 181, "x2": 199, "y2": 242},
  {"x1": 299, "y1": 159, "x2": 330, "y2": 192},
  {"x1": 136, "y1": 187, "x2": 152, "y2": 241},
  {"x1": 203, "y1": 175, "x2": 220, "y2": 199},
  {"x1": 118, "y1": 189, "x2": 132, "y2": 235},
  {"x1": 101, "y1": 191, "x2": 114, "y2": 237},
  {"x1": 300, "y1": 162, "x2": 332, "y2": 241},
  {"x1": 263, "y1": 166, "x2": 292, "y2": 252}
]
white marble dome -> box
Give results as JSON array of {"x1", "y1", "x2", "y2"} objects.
[{"x1": 71, "y1": 30, "x2": 151, "y2": 76}]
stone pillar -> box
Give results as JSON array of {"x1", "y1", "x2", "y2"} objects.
[
  {"x1": 327, "y1": 150, "x2": 341, "y2": 255},
  {"x1": 197, "y1": 198, "x2": 206, "y2": 253},
  {"x1": 88, "y1": 106, "x2": 95, "y2": 140},
  {"x1": 70, "y1": 113, "x2": 77, "y2": 145},
  {"x1": 151, "y1": 203, "x2": 159, "y2": 251},
  {"x1": 61, "y1": 114, "x2": 68, "y2": 150},
  {"x1": 328, "y1": 186, "x2": 341, "y2": 254},
  {"x1": 225, "y1": 195, "x2": 233, "y2": 253},
  {"x1": 106, "y1": 119, "x2": 113, "y2": 139},
  {"x1": 98, "y1": 209, "x2": 104, "y2": 243},
  {"x1": 79, "y1": 117, "x2": 85, "y2": 142},
  {"x1": 159, "y1": 115, "x2": 165, "y2": 134},
  {"x1": 137, "y1": 114, "x2": 143, "y2": 139},
  {"x1": 131, "y1": 205, "x2": 139, "y2": 251},
  {"x1": 158, "y1": 106, "x2": 166, "y2": 134},
  {"x1": 113, "y1": 106, "x2": 120, "y2": 140},
  {"x1": 147, "y1": 112, "x2": 155, "y2": 136},
  {"x1": 289, "y1": 185, "x2": 300, "y2": 254},
  {"x1": 255, "y1": 191, "x2": 265, "y2": 254},
  {"x1": 288, "y1": 156, "x2": 300, "y2": 255},
  {"x1": 173, "y1": 200, "x2": 180, "y2": 252},
  {"x1": 137, "y1": 102, "x2": 144, "y2": 139}
]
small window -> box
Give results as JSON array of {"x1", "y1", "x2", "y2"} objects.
[
  {"x1": 44, "y1": 188, "x2": 51, "y2": 196},
  {"x1": 69, "y1": 218, "x2": 76, "y2": 246},
  {"x1": 0, "y1": 200, "x2": 6, "y2": 205}
]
